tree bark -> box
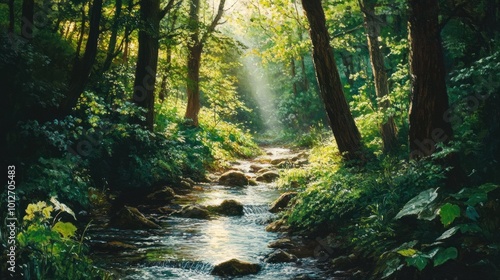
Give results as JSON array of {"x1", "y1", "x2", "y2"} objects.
[
  {"x1": 360, "y1": 0, "x2": 398, "y2": 154},
  {"x1": 301, "y1": 0, "x2": 364, "y2": 161},
  {"x1": 75, "y1": 4, "x2": 87, "y2": 59},
  {"x1": 21, "y1": 0, "x2": 34, "y2": 40},
  {"x1": 407, "y1": 0, "x2": 453, "y2": 159},
  {"x1": 185, "y1": 44, "x2": 203, "y2": 125},
  {"x1": 59, "y1": 0, "x2": 103, "y2": 116},
  {"x1": 184, "y1": 0, "x2": 226, "y2": 126},
  {"x1": 102, "y1": 0, "x2": 123, "y2": 72},
  {"x1": 291, "y1": 57, "x2": 298, "y2": 96},
  {"x1": 132, "y1": 0, "x2": 161, "y2": 131}
]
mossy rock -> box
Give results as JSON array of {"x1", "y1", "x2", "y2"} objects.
[
  {"x1": 211, "y1": 259, "x2": 261, "y2": 277},
  {"x1": 146, "y1": 187, "x2": 176, "y2": 204},
  {"x1": 218, "y1": 170, "x2": 249, "y2": 187},
  {"x1": 269, "y1": 192, "x2": 298, "y2": 213},
  {"x1": 210, "y1": 199, "x2": 244, "y2": 216},
  {"x1": 109, "y1": 206, "x2": 160, "y2": 229},
  {"x1": 173, "y1": 205, "x2": 210, "y2": 219},
  {"x1": 265, "y1": 249, "x2": 298, "y2": 263},
  {"x1": 256, "y1": 171, "x2": 280, "y2": 183}
]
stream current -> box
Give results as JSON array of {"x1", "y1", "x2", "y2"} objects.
[{"x1": 89, "y1": 148, "x2": 325, "y2": 279}]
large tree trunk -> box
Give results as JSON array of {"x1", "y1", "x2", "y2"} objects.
[
  {"x1": 185, "y1": 43, "x2": 203, "y2": 125},
  {"x1": 301, "y1": 0, "x2": 363, "y2": 161},
  {"x1": 360, "y1": 0, "x2": 398, "y2": 154},
  {"x1": 132, "y1": 0, "x2": 160, "y2": 131},
  {"x1": 184, "y1": 0, "x2": 225, "y2": 126},
  {"x1": 21, "y1": 0, "x2": 34, "y2": 40},
  {"x1": 102, "y1": 0, "x2": 123, "y2": 72},
  {"x1": 407, "y1": 0, "x2": 453, "y2": 159},
  {"x1": 59, "y1": 0, "x2": 103, "y2": 116}
]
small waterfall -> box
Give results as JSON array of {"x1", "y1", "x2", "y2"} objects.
[
  {"x1": 157, "y1": 260, "x2": 214, "y2": 274},
  {"x1": 243, "y1": 205, "x2": 271, "y2": 215}
]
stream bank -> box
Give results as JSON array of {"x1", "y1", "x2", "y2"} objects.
[{"x1": 88, "y1": 147, "x2": 337, "y2": 279}]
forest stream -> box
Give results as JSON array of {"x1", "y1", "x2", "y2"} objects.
[{"x1": 87, "y1": 147, "x2": 330, "y2": 279}]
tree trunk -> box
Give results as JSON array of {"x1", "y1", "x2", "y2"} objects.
[
  {"x1": 360, "y1": 0, "x2": 398, "y2": 153},
  {"x1": 75, "y1": 4, "x2": 87, "y2": 58},
  {"x1": 291, "y1": 57, "x2": 298, "y2": 96},
  {"x1": 59, "y1": 0, "x2": 103, "y2": 116},
  {"x1": 185, "y1": 43, "x2": 203, "y2": 126},
  {"x1": 301, "y1": 0, "x2": 364, "y2": 161},
  {"x1": 159, "y1": 44, "x2": 173, "y2": 101},
  {"x1": 408, "y1": 0, "x2": 453, "y2": 159},
  {"x1": 102, "y1": 0, "x2": 123, "y2": 72},
  {"x1": 300, "y1": 56, "x2": 309, "y2": 91},
  {"x1": 183, "y1": 0, "x2": 225, "y2": 126},
  {"x1": 122, "y1": 0, "x2": 134, "y2": 65},
  {"x1": 21, "y1": 0, "x2": 34, "y2": 40},
  {"x1": 132, "y1": 0, "x2": 160, "y2": 131}
]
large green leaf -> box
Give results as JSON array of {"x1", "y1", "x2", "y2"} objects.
[
  {"x1": 433, "y1": 247, "x2": 458, "y2": 266},
  {"x1": 52, "y1": 221, "x2": 77, "y2": 239},
  {"x1": 439, "y1": 203, "x2": 461, "y2": 226},
  {"x1": 395, "y1": 188, "x2": 439, "y2": 219},
  {"x1": 406, "y1": 254, "x2": 429, "y2": 271}
]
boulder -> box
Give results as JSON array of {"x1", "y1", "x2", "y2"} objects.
[
  {"x1": 218, "y1": 170, "x2": 249, "y2": 186},
  {"x1": 265, "y1": 249, "x2": 298, "y2": 263},
  {"x1": 212, "y1": 199, "x2": 244, "y2": 216},
  {"x1": 249, "y1": 164, "x2": 264, "y2": 173},
  {"x1": 248, "y1": 179, "x2": 258, "y2": 186},
  {"x1": 256, "y1": 171, "x2": 279, "y2": 183},
  {"x1": 146, "y1": 187, "x2": 176, "y2": 204},
  {"x1": 268, "y1": 238, "x2": 294, "y2": 249},
  {"x1": 173, "y1": 205, "x2": 210, "y2": 219},
  {"x1": 266, "y1": 219, "x2": 286, "y2": 232},
  {"x1": 109, "y1": 206, "x2": 160, "y2": 229},
  {"x1": 271, "y1": 157, "x2": 290, "y2": 165},
  {"x1": 211, "y1": 259, "x2": 261, "y2": 277},
  {"x1": 269, "y1": 192, "x2": 298, "y2": 213}
]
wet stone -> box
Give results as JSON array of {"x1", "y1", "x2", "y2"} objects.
[
  {"x1": 173, "y1": 205, "x2": 210, "y2": 219},
  {"x1": 269, "y1": 192, "x2": 298, "y2": 213},
  {"x1": 210, "y1": 199, "x2": 244, "y2": 216},
  {"x1": 265, "y1": 249, "x2": 298, "y2": 263},
  {"x1": 218, "y1": 170, "x2": 249, "y2": 186},
  {"x1": 211, "y1": 259, "x2": 261, "y2": 277},
  {"x1": 109, "y1": 206, "x2": 160, "y2": 229},
  {"x1": 256, "y1": 171, "x2": 280, "y2": 183}
]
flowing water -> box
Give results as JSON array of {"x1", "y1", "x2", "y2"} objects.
[{"x1": 89, "y1": 148, "x2": 325, "y2": 279}]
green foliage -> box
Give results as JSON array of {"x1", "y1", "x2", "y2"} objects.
[
  {"x1": 380, "y1": 183, "x2": 500, "y2": 278},
  {"x1": 17, "y1": 200, "x2": 109, "y2": 279}
]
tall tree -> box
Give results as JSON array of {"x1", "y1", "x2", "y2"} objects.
[
  {"x1": 132, "y1": 0, "x2": 177, "y2": 130},
  {"x1": 359, "y1": 0, "x2": 398, "y2": 153},
  {"x1": 184, "y1": 0, "x2": 226, "y2": 126},
  {"x1": 59, "y1": 0, "x2": 103, "y2": 116},
  {"x1": 102, "y1": 0, "x2": 123, "y2": 72},
  {"x1": 301, "y1": 0, "x2": 364, "y2": 160},
  {"x1": 407, "y1": 0, "x2": 453, "y2": 159}
]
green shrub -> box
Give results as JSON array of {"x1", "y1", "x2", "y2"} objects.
[{"x1": 17, "y1": 199, "x2": 110, "y2": 279}]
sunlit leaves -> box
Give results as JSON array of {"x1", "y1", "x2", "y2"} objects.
[
  {"x1": 394, "y1": 188, "x2": 439, "y2": 219},
  {"x1": 52, "y1": 221, "x2": 78, "y2": 239}
]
